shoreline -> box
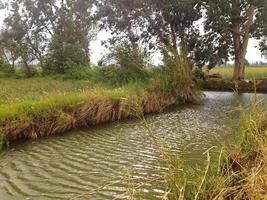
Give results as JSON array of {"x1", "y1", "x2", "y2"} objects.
[
  {"x1": 199, "y1": 79, "x2": 267, "y2": 93},
  {"x1": 0, "y1": 89, "x2": 184, "y2": 149}
]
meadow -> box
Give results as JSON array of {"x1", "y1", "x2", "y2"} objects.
[
  {"x1": 208, "y1": 66, "x2": 267, "y2": 79},
  {"x1": 0, "y1": 78, "x2": 95, "y2": 105}
]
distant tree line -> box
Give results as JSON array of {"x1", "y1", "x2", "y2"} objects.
[{"x1": 0, "y1": 0, "x2": 266, "y2": 80}]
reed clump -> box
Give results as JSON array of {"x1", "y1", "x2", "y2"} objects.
[{"x1": 162, "y1": 97, "x2": 267, "y2": 200}]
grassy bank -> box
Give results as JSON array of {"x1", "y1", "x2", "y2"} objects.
[
  {"x1": 199, "y1": 79, "x2": 267, "y2": 93},
  {"x1": 199, "y1": 66, "x2": 267, "y2": 93},
  {"x1": 0, "y1": 70, "x2": 192, "y2": 149},
  {"x1": 162, "y1": 97, "x2": 267, "y2": 199}
]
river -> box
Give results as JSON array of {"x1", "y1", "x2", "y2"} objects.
[{"x1": 0, "y1": 92, "x2": 267, "y2": 200}]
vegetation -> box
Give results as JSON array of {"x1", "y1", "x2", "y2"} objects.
[
  {"x1": 0, "y1": 1, "x2": 266, "y2": 199},
  {"x1": 0, "y1": 78, "x2": 93, "y2": 105},
  {"x1": 207, "y1": 66, "x2": 267, "y2": 80},
  {"x1": 0, "y1": 59, "x2": 15, "y2": 77},
  {"x1": 203, "y1": 0, "x2": 267, "y2": 80},
  {"x1": 154, "y1": 96, "x2": 267, "y2": 199},
  {"x1": 0, "y1": 62, "x2": 195, "y2": 148}
]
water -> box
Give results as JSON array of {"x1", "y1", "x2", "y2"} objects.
[{"x1": 0, "y1": 92, "x2": 266, "y2": 200}]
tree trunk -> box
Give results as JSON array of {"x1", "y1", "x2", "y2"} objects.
[
  {"x1": 23, "y1": 61, "x2": 32, "y2": 78},
  {"x1": 232, "y1": 3, "x2": 254, "y2": 81},
  {"x1": 179, "y1": 35, "x2": 193, "y2": 82},
  {"x1": 233, "y1": 55, "x2": 245, "y2": 80}
]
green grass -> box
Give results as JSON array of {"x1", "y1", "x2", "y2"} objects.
[
  {"x1": 208, "y1": 66, "x2": 267, "y2": 79},
  {"x1": 0, "y1": 93, "x2": 87, "y2": 124},
  {"x1": 0, "y1": 76, "x2": 157, "y2": 125},
  {"x1": 0, "y1": 77, "x2": 95, "y2": 105}
]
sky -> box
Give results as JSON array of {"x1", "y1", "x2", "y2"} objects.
[{"x1": 0, "y1": 10, "x2": 266, "y2": 65}]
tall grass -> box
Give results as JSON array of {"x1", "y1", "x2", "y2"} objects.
[
  {"x1": 156, "y1": 95, "x2": 267, "y2": 200},
  {"x1": 208, "y1": 66, "x2": 267, "y2": 80},
  {"x1": 0, "y1": 78, "x2": 93, "y2": 105},
  {"x1": 0, "y1": 68, "x2": 153, "y2": 106},
  {"x1": 0, "y1": 77, "x2": 186, "y2": 147}
]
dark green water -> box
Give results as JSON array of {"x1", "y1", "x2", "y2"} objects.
[{"x1": 0, "y1": 92, "x2": 266, "y2": 200}]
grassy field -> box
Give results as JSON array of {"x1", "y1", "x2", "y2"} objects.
[
  {"x1": 0, "y1": 78, "x2": 95, "y2": 105},
  {"x1": 208, "y1": 66, "x2": 267, "y2": 79}
]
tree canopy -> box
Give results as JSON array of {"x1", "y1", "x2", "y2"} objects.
[{"x1": 0, "y1": 0, "x2": 266, "y2": 79}]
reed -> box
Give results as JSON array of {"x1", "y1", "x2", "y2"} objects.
[{"x1": 160, "y1": 95, "x2": 267, "y2": 200}]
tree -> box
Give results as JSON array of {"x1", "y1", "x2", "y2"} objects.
[
  {"x1": 102, "y1": 42, "x2": 150, "y2": 70},
  {"x1": 43, "y1": 0, "x2": 95, "y2": 74},
  {"x1": 0, "y1": 0, "x2": 4, "y2": 9},
  {"x1": 43, "y1": 35, "x2": 88, "y2": 74},
  {"x1": 97, "y1": 0, "x2": 202, "y2": 100},
  {"x1": 1, "y1": 0, "x2": 96, "y2": 75},
  {"x1": 204, "y1": 0, "x2": 267, "y2": 80},
  {"x1": 50, "y1": 0, "x2": 95, "y2": 64},
  {"x1": 0, "y1": 1, "x2": 34, "y2": 77}
]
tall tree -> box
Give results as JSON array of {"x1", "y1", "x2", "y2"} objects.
[
  {"x1": 204, "y1": 0, "x2": 267, "y2": 80},
  {"x1": 0, "y1": 1, "x2": 34, "y2": 76},
  {"x1": 1, "y1": 0, "x2": 96, "y2": 74},
  {"x1": 53, "y1": 0, "x2": 95, "y2": 64},
  {"x1": 97, "y1": 0, "x2": 202, "y2": 100}
]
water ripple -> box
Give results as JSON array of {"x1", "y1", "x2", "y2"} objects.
[{"x1": 0, "y1": 92, "x2": 266, "y2": 199}]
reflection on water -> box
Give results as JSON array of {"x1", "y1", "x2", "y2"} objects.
[{"x1": 0, "y1": 92, "x2": 266, "y2": 199}]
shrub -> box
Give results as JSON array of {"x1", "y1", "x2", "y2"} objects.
[
  {"x1": 15, "y1": 66, "x2": 39, "y2": 78},
  {"x1": 43, "y1": 34, "x2": 88, "y2": 75},
  {"x1": 110, "y1": 43, "x2": 150, "y2": 70},
  {"x1": 0, "y1": 59, "x2": 15, "y2": 77},
  {"x1": 193, "y1": 67, "x2": 207, "y2": 80},
  {"x1": 64, "y1": 65, "x2": 93, "y2": 80},
  {"x1": 99, "y1": 65, "x2": 150, "y2": 86}
]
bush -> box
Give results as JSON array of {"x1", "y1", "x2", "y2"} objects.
[
  {"x1": 15, "y1": 66, "x2": 40, "y2": 78},
  {"x1": 99, "y1": 65, "x2": 150, "y2": 86},
  {"x1": 0, "y1": 59, "x2": 15, "y2": 77},
  {"x1": 193, "y1": 67, "x2": 207, "y2": 80},
  {"x1": 43, "y1": 34, "x2": 88, "y2": 75},
  {"x1": 101, "y1": 43, "x2": 150, "y2": 70},
  {"x1": 63, "y1": 65, "x2": 93, "y2": 80}
]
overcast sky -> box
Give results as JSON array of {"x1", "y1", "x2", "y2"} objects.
[{"x1": 0, "y1": 10, "x2": 266, "y2": 65}]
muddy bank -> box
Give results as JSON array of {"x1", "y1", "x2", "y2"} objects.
[{"x1": 199, "y1": 79, "x2": 267, "y2": 93}]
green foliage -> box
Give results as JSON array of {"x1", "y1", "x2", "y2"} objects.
[
  {"x1": 43, "y1": 34, "x2": 88, "y2": 74},
  {"x1": 110, "y1": 43, "x2": 150, "y2": 70},
  {"x1": 0, "y1": 78, "x2": 93, "y2": 105},
  {"x1": 0, "y1": 93, "x2": 86, "y2": 124},
  {"x1": 99, "y1": 66, "x2": 150, "y2": 86},
  {"x1": 151, "y1": 65, "x2": 188, "y2": 95},
  {"x1": 193, "y1": 67, "x2": 206, "y2": 80},
  {"x1": 15, "y1": 66, "x2": 39, "y2": 78},
  {"x1": 0, "y1": 59, "x2": 15, "y2": 77},
  {"x1": 63, "y1": 65, "x2": 94, "y2": 80}
]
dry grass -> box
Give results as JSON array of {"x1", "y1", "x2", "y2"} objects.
[
  {"x1": 0, "y1": 88, "x2": 181, "y2": 145},
  {"x1": 207, "y1": 66, "x2": 267, "y2": 80},
  {"x1": 158, "y1": 97, "x2": 267, "y2": 200}
]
